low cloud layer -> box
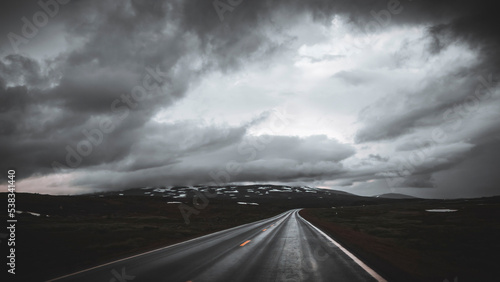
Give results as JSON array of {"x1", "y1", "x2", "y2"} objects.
[{"x1": 1, "y1": 0, "x2": 499, "y2": 198}]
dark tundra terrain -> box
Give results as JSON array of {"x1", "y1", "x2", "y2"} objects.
[{"x1": 1, "y1": 186, "x2": 499, "y2": 281}]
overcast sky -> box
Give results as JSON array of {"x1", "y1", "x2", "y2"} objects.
[{"x1": 1, "y1": 0, "x2": 499, "y2": 198}]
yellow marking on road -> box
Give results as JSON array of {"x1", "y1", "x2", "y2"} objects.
[
  {"x1": 262, "y1": 229, "x2": 267, "y2": 231},
  {"x1": 240, "y1": 240, "x2": 251, "y2": 246}
]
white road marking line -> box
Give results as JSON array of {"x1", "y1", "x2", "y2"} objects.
[{"x1": 296, "y1": 210, "x2": 388, "y2": 282}]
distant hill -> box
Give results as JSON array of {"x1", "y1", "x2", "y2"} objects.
[
  {"x1": 87, "y1": 184, "x2": 416, "y2": 208},
  {"x1": 374, "y1": 193, "x2": 419, "y2": 199}
]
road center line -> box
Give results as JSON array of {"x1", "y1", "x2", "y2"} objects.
[{"x1": 240, "y1": 240, "x2": 251, "y2": 246}]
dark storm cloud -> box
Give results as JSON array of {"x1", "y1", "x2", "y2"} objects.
[
  {"x1": 433, "y1": 141, "x2": 500, "y2": 197},
  {"x1": 355, "y1": 68, "x2": 499, "y2": 143},
  {"x1": 69, "y1": 132, "x2": 354, "y2": 189},
  {"x1": 368, "y1": 154, "x2": 388, "y2": 162},
  {"x1": 1, "y1": 1, "x2": 205, "y2": 181},
  {"x1": 0, "y1": 54, "x2": 45, "y2": 86},
  {"x1": 394, "y1": 174, "x2": 435, "y2": 188},
  {"x1": 352, "y1": 0, "x2": 500, "y2": 145},
  {"x1": 1, "y1": 0, "x2": 499, "y2": 196},
  {"x1": 333, "y1": 70, "x2": 382, "y2": 86}
]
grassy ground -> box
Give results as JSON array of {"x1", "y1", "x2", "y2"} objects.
[
  {"x1": 300, "y1": 198, "x2": 500, "y2": 282},
  {"x1": 0, "y1": 193, "x2": 287, "y2": 281},
  {"x1": 4, "y1": 192, "x2": 499, "y2": 281}
]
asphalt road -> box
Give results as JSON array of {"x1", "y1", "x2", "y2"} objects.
[{"x1": 49, "y1": 209, "x2": 386, "y2": 282}]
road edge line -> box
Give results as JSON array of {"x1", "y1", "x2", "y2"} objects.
[{"x1": 297, "y1": 210, "x2": 388, "y2": 282}]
